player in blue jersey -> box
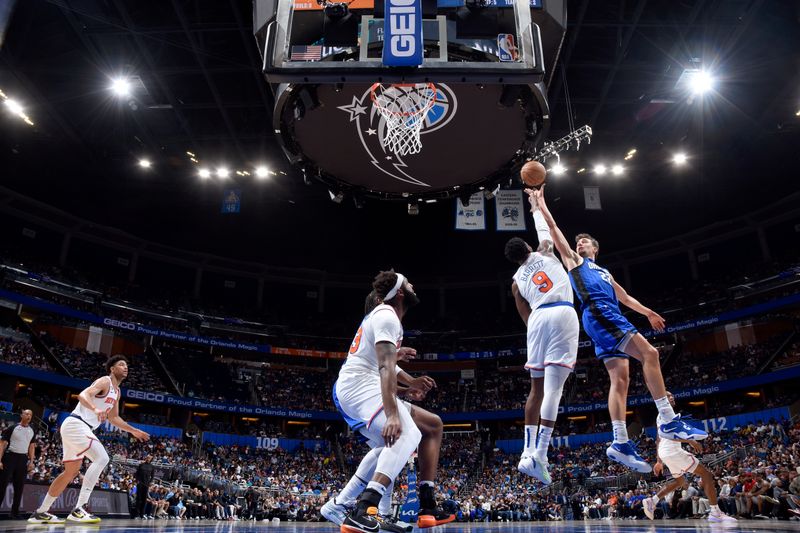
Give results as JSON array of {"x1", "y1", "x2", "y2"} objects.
[{"x1": 530, "y1": 187, "x2": 706, "y2": 473}]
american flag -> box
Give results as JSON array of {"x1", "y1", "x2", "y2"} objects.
[{"x1": 290, "y1": 45, "x2": 323, "y2": 61}]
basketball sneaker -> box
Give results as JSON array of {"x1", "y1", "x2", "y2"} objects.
[
  {"x1": 708, "y1": 511, "x2": 737, "y2": 523},
  {"x1": 27, "y1": 512, "x2": 65, "y2": 524},
  {"x1": 341, "y1": 489, "x2": 381, "y2": 533},
  {"x1": 643, "y1": 496, "x2": 658, "y2": 520},
  {"x1": 606, "y1": 441, "x2": 652, "y2": 473},
  {"x1": 321, "y1": 497, "x2": 350, "y2": 526},
  {"x1": 67, "y1": 506, "x2": 101, "y2": 523},
  {"x1": 658, "y1": 414, "x2": 708, "y2": 441},
  {"x1": 375, "y1": 514, "x2": 413, "y2": 533},
  {"x1": 417, "y1": 484, "x2": 455, "y2": 528},
  {"x1": 517, "y1": 455, "x2": 552, "y2": 485}
]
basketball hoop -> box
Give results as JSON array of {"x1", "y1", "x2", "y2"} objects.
[{"x1": 370, "y1": 83, "x2": 437, "y2": 156}]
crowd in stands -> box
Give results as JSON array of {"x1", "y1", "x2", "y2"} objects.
[
  {"x1": 4, "y1": 413, "x2": 798, "y2": 522},
  {"x1": 0, "y1": 336, "x2": 53, "y2": 371}
]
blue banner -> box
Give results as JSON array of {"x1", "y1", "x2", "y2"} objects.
[
  {"x1": 221, "y1": 189, "x2": 241, "y2": 214},
  {"x1": 399, "y1": 463, "x2": 419, "y2": 523},
  {"x1": 497, "y1": 406, "x2": 791, "y2": 451},
  {"x1": 383, "y1": 0, "x2": 423, "y2": 67},
  {"x1": 0, "y1": 289, "x2": 271, "y2": 353},
  {"x1": 201, "y1": 432, "x2": 328, "y2": 453},
  {"x1": 2, "y1": 362, "x2": 799, "y2": 421}
]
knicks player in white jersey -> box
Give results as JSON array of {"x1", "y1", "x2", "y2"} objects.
[
  {"x1": 337, "y1": 270, "x2": 424, "y2": 533},
  {"x1": 503, "y1": 191, "x2": 579, "y2": 485},
  {"x1": 28, "y1": 355, "x2": 149, "y2": 524}
]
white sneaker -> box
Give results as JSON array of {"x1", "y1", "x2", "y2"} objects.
[
  {"x1": 643, "y1": 496, "x2": 657, "y2": 520},
  {"x1": 518, "y1": 455, "x2": 552, "y2": 484},
  {"x1": 320, "y1": 496, "x2": 349, "y2": 526},
  {"x1": 28, "y1": 512, "x2": 65, "y2": 524},
  {"x1": 67, "y1": 506, "x2": 101, "y2": 523},
  {"x1": 708, "y1": 512, "x2": 737, "y2": 523}
]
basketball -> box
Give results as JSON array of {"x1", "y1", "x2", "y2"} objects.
[{"x1": 520, "y1": 160, "x2": 547, "y2": 188}]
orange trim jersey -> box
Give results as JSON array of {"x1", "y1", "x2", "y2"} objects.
[
  {"x1": 340, "y1": 304, "x2": 403, "y2": 381},
  {"x1": 513, "y1": 252, "x2": 573, "y2": 310},
  {"x1": 71, "y1": 375, "x2": 119, "y2": 430}
]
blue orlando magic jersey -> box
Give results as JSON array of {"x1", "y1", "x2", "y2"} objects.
[{"x1": 568, "y1": 258, "x2": 618, "y2": 311}]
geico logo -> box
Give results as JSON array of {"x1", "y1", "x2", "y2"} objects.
[
  {"x1": 126, "y1": 390, "x2": 165, "y2": 402},
  {"x1": 388, "y1": 0, "x2": 417, "y2": 57},
  {"x1": 103, "y1": 318, "x2": 136, "y2": 330}
]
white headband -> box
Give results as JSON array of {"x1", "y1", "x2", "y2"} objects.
[{"x1": 384, "y1": 273, "x2": 406, "y2": 301}]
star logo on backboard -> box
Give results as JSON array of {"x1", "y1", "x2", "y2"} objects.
[{"x1": 337, "y1": 97, "x2": 368, "y2": 122}]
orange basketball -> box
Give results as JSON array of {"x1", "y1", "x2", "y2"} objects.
[{"x1": 520, "y1": 160, "x2": 547, "y2": 188}]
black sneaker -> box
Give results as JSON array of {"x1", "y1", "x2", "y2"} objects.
[
  {"x1": 341, "y1": 489, "x2": 381, "y2": 533},
  {"x1": 418, "y1": 485, "x2": 455, "y2": 528},
  {"x1": 376, "y1": 515, "x2": 413, "y2": 533}
]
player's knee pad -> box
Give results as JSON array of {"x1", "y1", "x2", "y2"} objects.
[{"x1": 540, "y1": 365, "x2": 571, "y2": 421}]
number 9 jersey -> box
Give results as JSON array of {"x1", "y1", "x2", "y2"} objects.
[
  {"x1": 513, "y1": 252, "x2": 573, "y2": 309},
  {"x1": 513, "y1": 252, "x2": 578, "y2": 376}
]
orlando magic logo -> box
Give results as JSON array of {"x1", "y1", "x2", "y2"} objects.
[{"x1": 337, "y1": 84, "x2": 458, "y2": 187}]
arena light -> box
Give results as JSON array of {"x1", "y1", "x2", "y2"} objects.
[
  {"x1": 198, "y1": 168, "x2": 211, "y2": 179},
  {"x1": 216, "y1": 167, "x2": 230, "y2": 179},
  {"x1": 687, "y1": 69, "x2": 714, "y2": 95},
  {"x1": 110, "y1": 77, "x2": 132, "y2": 97},
  {"x1": 672, "y1": 152, "x2": 688, "y2": 166},
  {"x1": 611, "y1": 164, "x2": 624, "y2": 176},
  {"x1": 593, "y1": 164, "x2": 607, "y2": 176},
  {"x1": 138, "y1": 158, "x2": 151, "y2": 169},
  {"x1": 576, "y1": 167, "x2": 586, "y2": 174},
  {"x1": 2, "y1": 96, "x2": 34, "y2": 126},
  {"x1": 255, "y1": 166, "x2": 269, "y2": 179},
  {"x1": 550, "y1": 163, "x2": 566, "y2": 175},
  {"x1": 795, "y1": 109, "x2": 800, "y2": 117}
]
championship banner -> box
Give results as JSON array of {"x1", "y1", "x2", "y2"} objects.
[
  {"x1": 584, "y1": 186, "x2": 602, "y2": 210},
  {"x1": 221, "y1": 189, "x2": 241, "y2": 214},
  {"x1": 455, "y1": 193, "x2": 486, "y2": 231},
  {"x1": 382, "y1": 0, "x2": 423, "y2": 67},
  {"x1": 495, "y1": 189, "x2": 526, "y2": 231}
]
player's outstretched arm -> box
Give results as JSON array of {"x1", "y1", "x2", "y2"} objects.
[
  {"x1": 511, "y1": 281, "x2": 531, "y2": 325},
  {"x1": 611, "y1": 280, "x2": 665, "y2": 332},
  {"x1": 376, "y1": 340, "x2": 402, "y2": 447},
  {"x1": 107, "y1": 400, "x2": 150, "y2": 441},
  {"x1": 528, "y1": 187, "x2": 581, "y2": 270},
  {"x1": 525, "y1": 191, "x2": 553, "y2": 254}
]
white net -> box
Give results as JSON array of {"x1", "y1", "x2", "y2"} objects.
[{"x1": 370, "y1": 83, "x2": 437, "y2": 156}]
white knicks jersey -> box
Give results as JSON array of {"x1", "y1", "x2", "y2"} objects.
[
  {"x1": 71, "y1": 375, "x2": 119, "y2": 429},
  {"x1": 513, "y1": 252, "x2": 573, "y2": 310},
  {"x1": 339, "y1": 304, "x2": 403, "y2": 380}
]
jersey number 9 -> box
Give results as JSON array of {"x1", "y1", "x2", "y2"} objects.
[{"x1": 532, "y1": 271, "x2": 553, "y2": 293}]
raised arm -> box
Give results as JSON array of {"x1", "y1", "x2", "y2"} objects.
[
  {"x1": 528, "y1": 187, "x2": 582, "y2": 271},
  {"x1": 511, "y1": 281, "x2": 531, "y2": 325},
  {"x1": 611, "y1": 280, "x2": 665, "y2": 332}
]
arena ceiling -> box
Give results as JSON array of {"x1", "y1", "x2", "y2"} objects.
[{"x1": 0, "y1": 0, "x2": 798, "y2": 276}]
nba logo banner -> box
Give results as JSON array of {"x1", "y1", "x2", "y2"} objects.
[
  {"x1": 497, "y1": 34, "x2": 518, "y2": 62},
  {"x1": 383, "y1": 0, "x2": 423, "y2": 67}
]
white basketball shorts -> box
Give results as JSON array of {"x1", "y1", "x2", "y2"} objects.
[
  {"x1": 524, "y1": 305, "x2": 579, "y2": 378},
  {"x1": 660, "y1": 448, "x2": 699, "y2": 478},
  {"x1": 335, "y1": 373, "x2": 415, "y2": 448},
  {"x1": 60, "y1": 416, "x2": 105, "y2": 463}
]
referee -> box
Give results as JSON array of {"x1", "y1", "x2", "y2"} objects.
[{"x1": 0, "y1": 410, "x2": 36, "y2": 519}]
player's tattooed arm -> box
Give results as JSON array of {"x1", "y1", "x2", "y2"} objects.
[
  {"x1": 511, "y1": 281, "x2": 531, "y2": 325},
  {"x1": 376, "y1": 341, "x2": 402, "y2": 446},
  {"x1": 529, "y1": 186, "x2": 581, "y2": 270}
]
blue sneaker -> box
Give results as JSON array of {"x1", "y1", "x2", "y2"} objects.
[
  {"x1": 658, "y1": 414, "x2": 708, "y2": 441},
  {"x1": 606, "y1": 441, "x2": 652, "y2": 473}
]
